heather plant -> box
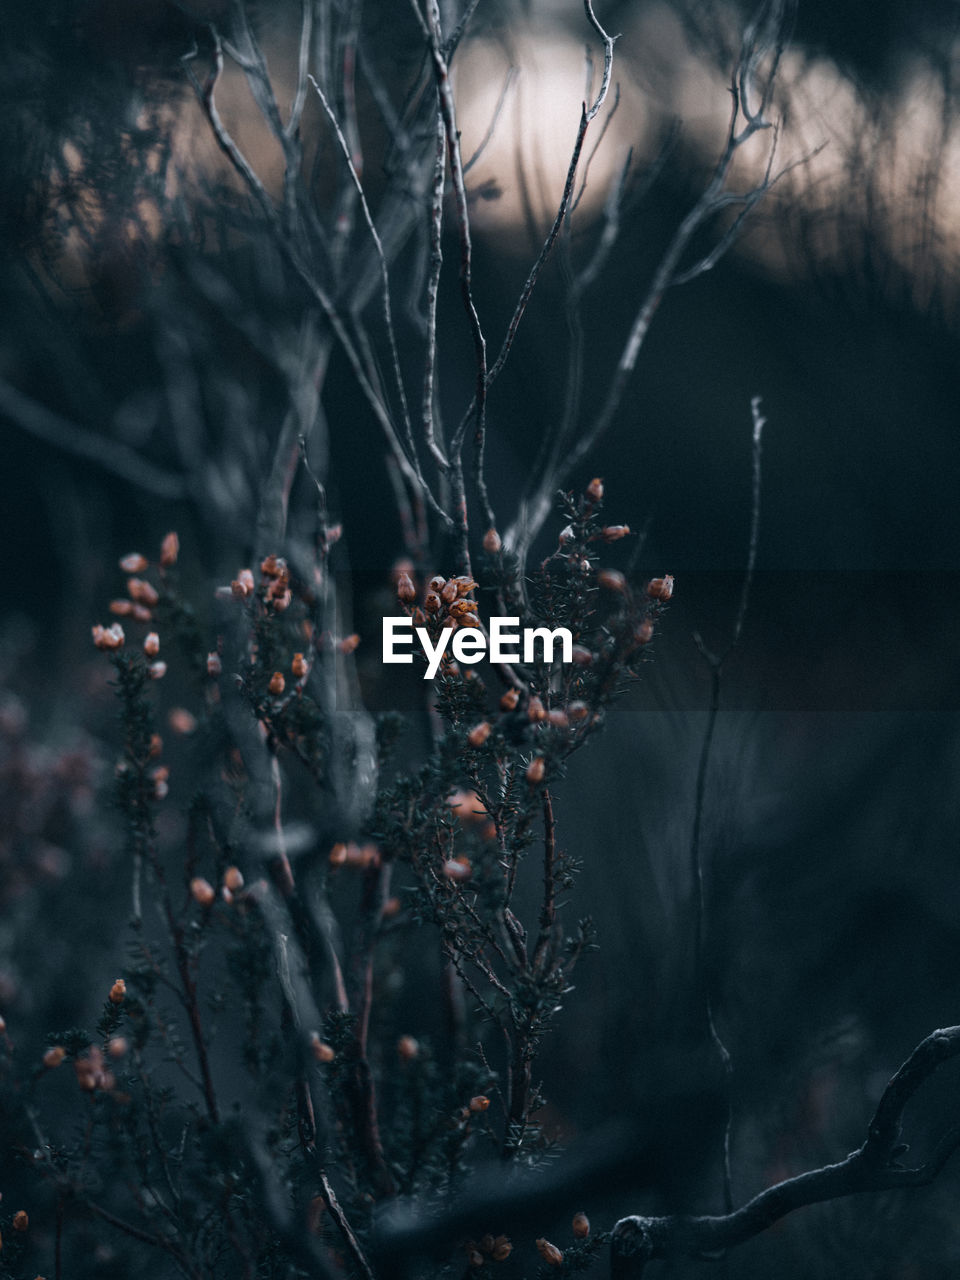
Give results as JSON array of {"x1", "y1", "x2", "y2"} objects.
[{"x1": 3, "y1": 2, "x2": 960, "y2": 1279}]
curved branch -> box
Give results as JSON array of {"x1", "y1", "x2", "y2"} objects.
[{"x1": 611, "y1": 1025, "x2": 960, "y2": 1277}]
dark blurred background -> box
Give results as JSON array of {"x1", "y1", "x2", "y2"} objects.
[{"x1": 2, "y1": 1, "x2": 960, "y2": 1275}]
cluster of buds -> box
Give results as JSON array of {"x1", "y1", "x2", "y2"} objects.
[
  {"x1": 91, "y1": 623, "x2": 125, "y2": 651},
  {"x1": 225, "y1": 555, "x2": 292, "y2": 612},
  {"x1": 465, "y1": 1235, "x2": 513, "y2": 1267},
  {"x1": 328, "y1": 841, "x2": 381, "y2": 870},
  {"x1": 74, "y1": 1044, "x2": 116, "y2": 1093},
  {"x1": 95, "y1": 534, "x2": 179, "y2": 650},
  {"x1": 395, "y1": 567, "x2": 480, "y2": 632}
]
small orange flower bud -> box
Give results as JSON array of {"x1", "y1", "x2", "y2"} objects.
[
  {"x1": 143, "y1": 632, "x2": 159, "y2": 657},
  {"x1": 536, "y1": 1238, "x2": 563, "y2": 1267},
  {"x1": 602, "y1": 525, "x2": 630, "y2": 542},
  {"x1": 492, "y1": 1237, "x2": 513, "y2": 1262},
  {"x1": 527, "y1": 696, "x2": 546, "y2": 722},
  {"x1": 469, "y1": 1095, "x2": 490, "y2": 1113},
  {"x1": 43, "y1": 1046, "x2": 66, "y2": 1069},
  {"x1": 526, "y1": 757, "x2": 545, "y2": 784},
  {"x1": 598, "y1": 569, "x2": 626, "y2": 592},
  {"x1": 160, "y1": 532, "x2": 179, "y2": 566},
  {"x1": 268, "y1": 672, "x2": 285, "y2": 696},
  {"x1": 500, "y1": 688, "x2": 520, "y2": 710},
  {"x1": 424, "y1": 592, "x2": 441, "y2": 613},
  {"x1": 149, "y1": 733, "x2": 163, "y2": 757},
  {"x1": 397, "y1": 1035, "x2": 419, "y2": 1061},
  {"x1": 291, "y1": 652, "x2": 307, "y2": 678},
  {"x1": 109, "y1": 978, "x2": 126, "y2": 1005},
  {"x1": 467, "y1": 721, "x2": 491, "y2": 748},
  {"x1": 585, "y1": 477, "x2": 603, "y2": 503},
  {"x1": 108, "y1": 1036, "x2": 128, "y2": 1058},
  {"x1": 572, "y1": 1212, "x2": 590, "y2": 1238},
  {"x1": 547, "y1": 709, "x2": 568, "y2": 728},
  {"x1": 148, "y1": 661, "x2": 167, "y2": 680},
  {"x1": 169, "y1": 708, "x2": 196, "y2": 735},
  {"x1": 339, "y1": 634, "x2": 360, "y2": 655},
  {"x1": 260, "y1": 554, "x2": 281, "y2": 577},
  {"x1": 190, "y1": 877, "x2": 215, "y2": 908},
  {"x1": 130, "y1": 603, "x2": 152, "y2": 623},
  {"x1": 396, "y1": 573, "x2": 416, "y2": 603},
  {"x1": 483, "y1": 527, "x2": 502, "y2": 554},
  {"x1": 568, "y1": 701, "x2": 589, "y2": 721},
  {"x1": 120, "y1": 553, "x2": 148, "y2": 574},
  {"x1": 13, "y1": 1211, "x2": 28, "y2": 1232},
  {"x1": 310, "y1": 1031, "x2": 336, "y2": 1063},
  {"x1": 646, "y1": 575, "x2": 674, "y2": 602},
  {"x1": 128, "y1": 578, "x2": 159, "y2": 607},
  {"x1": 224, "y1": 866, "x2": 244, "y2": 892},
  {"x1": 329, "y1": 842, "x2": 348, "y2": 867},
  {"x1": 109, "y1": 599, "x2": 132, "y2": 616},
  {"x1": 231, "y1": 569, "x2": 255, "y2": 599},
  {"x1": 634, "y1": 620, "x2": 655, "y2": 645},
  {"x1": 443, "y1": 858, "x2": 473, "y2": 881}
]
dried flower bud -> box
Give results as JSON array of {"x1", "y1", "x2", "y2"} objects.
[
  {"x1": 310, "y1": 1032, "x2": 335, "y2": 1063},
  {"x1": 424, "y1": 592, "x2": 441, "y2": 614},
  {"x1": 492, "y1": 1237, "x2": 513, "y2": 1262},
  {"x1": 547, "y1": 709, "x2": 569, "y2": 728},
  {"x1": 206, "y1": 652, "x2": 222, "y2": 677},
  {"x1": 467, "y1": 1251, "x2": 484, "y2": 1269},
  {"x1": 231, "y1": 569, "x2": 255, "y2": 599},
  {"x1": 120, "y1": 553, "x2": 148, "y2": 574},
  {"x1": 428, "y1": 575, "x2": 446, "y2": 593},
  {"x1": 271, "y1": 589, "x2": 292, "y2": 612},
  {"x1": 109, "y1": 978, "x2": 126, "y2": 1005},
  {"x1": 441, "y1": 580, "x2": 459, "y2": 605},
  {"x1": 109, "y1": 599, "x2": 132, "y2": 616},
  {"x1": 634, "y1": 620, "x2": 655, "y2": 645},
  {"x1": 169, "y1": 708, "x2": 196, "y2": 735},
  {"x1": 268, "y1": 672, "x2": 285, "y2": 696},
  {"x1": 130, "y1": 603, "x2": 152, "y2": 623},
  {"x1": 396, "y1": 573, "x2": 417, "y2": 603},
  {"x1": 536, "y1": 1238, "x2": 563, "y2": 1267},
  {"x1": 43, "y1": 1046, "x2": 66, "y2": 1069},
  {"x1": 148, "y1": 661, "x2": 167, "y2": 680},
  {"x1": 291, "y1": 653, "x2": 307, "y2": 680},
  {"x1": 646, "y1": 575, "x2": 674, "y2": 602},
  {"x1": 567, "y1": 701, "x2": 589, "y2": 722},
  {"x1": 452, "y1": 577, "x2": 478, "y2": 597},
  {"x1": 329, "y1": 842, "x2": 348, "y2": 867},
  {"x1": 13, "y1": 1211, "x2": 28, "y2": 1232},
  {"x1": 526, "y1": 757, "x2": 545, "y2": 784},
  {"x1": 160, "y1": 532, "x2": 179, "y2": 566},
  {"x1": 602, "y1": 524, "x2": 630, "y2": 542},
  {"x1": 500, "y1": 688, "x2": 520, "y2": 711},
  {"x1": 467, "y1": 721, "x2": 491, "y2": 748},
  {"x1": 443, "y1": 858, "x2": 473, "y2": 882},
  {"x1": 598, "y1": 569, "x2": 626, "y2": 592},
  {"x1": 260, "y1": 554, "x2": 281, "y2": 577},
  {"x1": 224, "y1": 866, "x2": 244, "y2": 892},
  {"x1": 469, "y1": 1095, "x2": 490, "y2": 1113},
  {"x1": 527, "y1": 696, "x2": 546, "y2": 722},
  {"x1": 108, "y1": 1037, "x2": 128, "y2": 1059},
  {"x1": 397, "y1": 1035, "x2": 419, "y2": 1061},
  {"x1": 458, "y1": 613, "x2": 481, "y2": 629},
  {"x1": 149, "y1": 733, "x2": 163, "y2": 757},
  {"x1": 92, "y1": 623, "x2": 125, "y2": 651},
  {"x1": 190, "y1": 877, "x2": 215, "y2": 908},
  {"x1": 585, "y1": 477, "x2": 604, "y2": 503},
  {"x1": 339, "y1": 634, "x2": 360, "y2": 655},
  {"x1": 483, "y1": 527, "x2": 502, "y2": 554},
  {"x1": 127, "y1": 578, "x2": 159, "y2": 607},
  {"x1": 143, "y1": 632, "x2": 160, "y2": 657}
]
